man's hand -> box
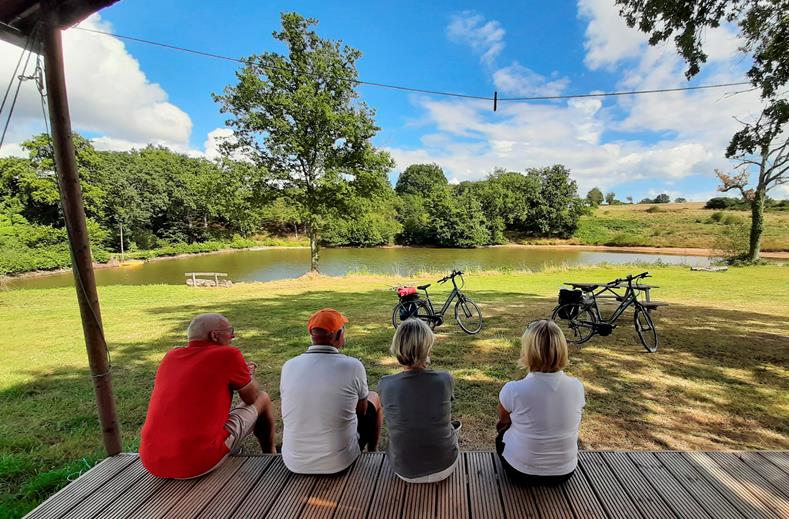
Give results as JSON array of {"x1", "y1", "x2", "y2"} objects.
[{"x1": 246, "y1": 361, "x2": 257, "y2": 375}]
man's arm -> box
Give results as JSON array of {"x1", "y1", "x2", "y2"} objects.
[
  {"x1": 356, "y1": 397, "x2": 368, "y2": 417},
  {"x1": 238, "y1": 378, "x2": 261, "y2": 405}
]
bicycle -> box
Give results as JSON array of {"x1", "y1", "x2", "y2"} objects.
[
  {"x1": 392, "y1": 270, "x2": 483, "y2": 334},
  {"x1": 550, "y1": 271, "x2": 665, "y2": 352}
]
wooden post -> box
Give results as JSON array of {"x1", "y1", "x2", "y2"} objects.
[
  {"x1": 119, "y1": 222, "x2": 124, "y2": 263},
  {"x1": 41, "y1": 3, "x2": 122, "y2": 456}
]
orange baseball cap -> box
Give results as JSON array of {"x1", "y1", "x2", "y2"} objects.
[{"x1": 307, "y1": 308, "x2": 349, "y2": 333}]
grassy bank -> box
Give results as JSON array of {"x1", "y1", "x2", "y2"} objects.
[
  {"x1": 572, "y1": 202, "x2": 789, "y2": 251},
  {"x1": 1, "y1": 265, "x2": 788, "y2": 516}
]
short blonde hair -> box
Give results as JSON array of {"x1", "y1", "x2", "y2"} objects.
[
  {"x1": 391, "y1": 319, "x2": 434, "y2": 367},
  {"x1": 520, "y1": 320, "x2": 568, "y2": 372}
]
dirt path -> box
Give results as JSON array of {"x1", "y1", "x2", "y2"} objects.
[{"x1": 499, "y1": 243, "x2": 789, "y2": 259}]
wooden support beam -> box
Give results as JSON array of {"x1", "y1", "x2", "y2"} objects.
[{"x1": 41, "y1": 0, "x2": 121, "y2": 455}]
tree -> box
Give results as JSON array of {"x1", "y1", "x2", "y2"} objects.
[
  {"x1": 525, "y1": 165, "x2": 586, "y2": 237},
  {"x1": 626, "y1": 196, "x2": 633, "y2": 204},
  {"x1": 715, "y1": 105, "x2": 788, "y2": 260},
  {"x1": 586, "y1": 187, "x2": 603, "y2": 206},
  {"x1": 654, "y1": 193, "x2": 670, "y2": 204},
  {"x1": 674, "y1": 197, "x2": 687, "y2": 203},
  {"x1": 615, "y1": 0, "x2": 788, "y2": 261},
  {"x1": 395, "y1": 164, "x2": 448, "y2": 197},
  {"x1": 213, "y1": 12, "x2": 393, "y2": 271},
  {"x1": 605, "y1": 192, "x2": 617, "y2": 205},
  {"x1": 638, "y1": 198, "x2": 653, "y2": 204}
]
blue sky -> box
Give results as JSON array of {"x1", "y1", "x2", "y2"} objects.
[{"x1": 1, "y1": 0, "x2": 775, "y2": 201}]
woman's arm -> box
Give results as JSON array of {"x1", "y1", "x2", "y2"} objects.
[{"x1": 496, "y1": 402, "x2": 512, "y2": 433}]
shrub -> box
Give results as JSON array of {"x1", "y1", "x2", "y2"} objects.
[
  {"x1": 710, "y1": 211, "x2": 725, "y2": 222},
  {"x1": 645, "y1": 205, "x2": 663, "y2": 213}
]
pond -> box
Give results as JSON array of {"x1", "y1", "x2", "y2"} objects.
[{"x1": 5, "y1": 246, "x2": 711, "y2": 290}]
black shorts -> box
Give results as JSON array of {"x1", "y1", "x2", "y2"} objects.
[
  {"x1": 357, "y1": 400, "x2": 378, "y2": 450},
  {"x1": 495, "y1": 427, "x2": 574, "y2": 485}
]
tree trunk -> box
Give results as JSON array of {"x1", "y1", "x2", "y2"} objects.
[
  {"x1": 308, "y1": 222, "x2": 319, "y2": 272},
  {"x1": 747, "y1": 187, "x2": 765, "y2": 262}
]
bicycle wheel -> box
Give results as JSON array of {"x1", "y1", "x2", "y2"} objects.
[
  {"x1": 634, "y1": 307, "x2": 658, "y2": 352},
  {"x1": 392, "y1": 299, "x2": 435, "y2": 329},
  {"x1": 551, "y1": 304, "x2": 596, "y2": 344},
  {"x1": 455, "y1": 296, "x2": 483, "y2": 334}
]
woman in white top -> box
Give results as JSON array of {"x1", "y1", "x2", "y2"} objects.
[{"x1": 496, "y1": 320, "x2": 585, "y2": 485}]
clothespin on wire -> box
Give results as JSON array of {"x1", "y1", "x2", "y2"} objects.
[{"x1": 493, "y1": 91, "x2": 498, "y2": 112}]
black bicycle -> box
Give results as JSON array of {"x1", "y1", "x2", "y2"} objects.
[
  {"x1": 392, "y1": 270, "x2": 483, "y2": 334},
  {"x1": 551, "y1": 271, "x2": 665, "y2": 352}
]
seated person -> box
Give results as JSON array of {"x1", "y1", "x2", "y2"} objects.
[
  {"x1": 280, "y1": 308, "x2": 382, "y2": 474},
  {"x1": 378, "y1": 318, "x2": 460, "y2": 483},
  {"x1": 496, "y1": 320, "x2": 585, "y2": 485},
  {"x1": 140, "y1": 313, "x2": 275, "y2": 479}
]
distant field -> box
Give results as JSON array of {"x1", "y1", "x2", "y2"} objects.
[{"x1": 572, "y1": 202, "x2": 789, "y2": 251}]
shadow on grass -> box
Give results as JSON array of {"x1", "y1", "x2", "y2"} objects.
[{"x1": 1, "y1": 286, "x2": 787, "y2": 516}]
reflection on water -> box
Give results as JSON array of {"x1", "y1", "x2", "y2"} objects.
[{"x1": 6, "y1": 247, "x2": 710, "y2": 290}]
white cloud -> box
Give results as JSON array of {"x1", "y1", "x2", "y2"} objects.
[
  {"x1": 0, "y1": 13, "x2": 193, "y2": 155},
  {"x1": 578, "y1": 0, "x2": 645, "y2": 70},
  {"x1": 493, "y1": 63, "x2": 569, "y2": 97},
  {"x1": 446, "y1": 11, "x2": 506, "y2": 65}
]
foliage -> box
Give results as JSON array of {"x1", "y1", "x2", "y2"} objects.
[
  {"x1": 653, "y1": 193, "x2": 670, "y2": 203},
  {"x1": 605, "y1": 192, "x2": 617, "y2": 205},
  {"x1": 394, "y1": 163, "x2": 448, "y2": 197},
  {"x1": 586, "y1": 187, "x2": 603, "y2": 206},
  {"x1": 674, "y1": 197, "x2": 687, "y2": 203},
  {"x1": 213, "y1": 12, "x2": 394, "y2": 271}
]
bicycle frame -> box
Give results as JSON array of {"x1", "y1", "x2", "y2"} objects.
[
  {"x1": 421, "y1": 275, "x2": 464, "y2": 317},
  {"x1": 581, "y1": 276, "x2": 646, "y2": 326}
]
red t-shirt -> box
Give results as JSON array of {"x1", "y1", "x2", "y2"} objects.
[{"x1": 140, "y1": 340, "x2": 252, "y2": 478}]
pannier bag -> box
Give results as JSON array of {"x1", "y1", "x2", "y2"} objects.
[
  {"x1": 399, "y1": 301, "x2": 418, "y2": 320},
  {"x1": 557, "y1": 289, "x2": 583, "y2": 319},
  {"x1": 397, "y1": 286, "x2": 420, "y2": 302}
]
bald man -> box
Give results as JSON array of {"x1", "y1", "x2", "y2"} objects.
[{"x1": 140, "y1": 313, "x2": 275, "y2": 479}]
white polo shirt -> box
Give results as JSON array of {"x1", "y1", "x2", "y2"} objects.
[
  {"x1": 499, "y1": 371, "x2": 585, "y2": 476},
  {"x1": 280, "y1": 345, "x2": 369, "y2": 474}
]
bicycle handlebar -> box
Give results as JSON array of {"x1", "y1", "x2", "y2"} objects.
[
  {"x1": 608, "y1": 271, "x2": 650, "y2": 286},
  {"x1": 437, "y1": 270, "x2": 464, "y2": 284}
]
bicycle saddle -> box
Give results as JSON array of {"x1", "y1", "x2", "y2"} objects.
[{"x1": 417, "y1": 284, "x2": 431, "y2": 290}]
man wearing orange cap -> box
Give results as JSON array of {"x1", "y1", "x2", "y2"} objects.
[{"x1": 280, "y1": 308, "x2": 382, "y2": 474}]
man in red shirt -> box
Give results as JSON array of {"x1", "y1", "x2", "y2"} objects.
[{"x1": 140, "y1": 313, "x2": 275, "y2": 479}]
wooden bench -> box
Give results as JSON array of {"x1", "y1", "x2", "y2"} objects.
[
  {"x1": 23, "y1": 450, "x2": 789, "y2": 518},
  {"x1": 185, "y1": 272, "x2": 232, "y2": 288}
]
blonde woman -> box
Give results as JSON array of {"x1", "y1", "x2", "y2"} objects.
[
  {"x1": 377, "y1": 319, "x2": 460, "y2": 483},
  {"x1": 496, "y1": 320, "x2": 585, "y2": 484}
]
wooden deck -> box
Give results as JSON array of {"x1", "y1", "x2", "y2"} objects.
[{"x1": 24, "y1": 451, "x2": 789, "y2": 518}]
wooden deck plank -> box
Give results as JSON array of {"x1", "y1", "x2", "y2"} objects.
[
  {"x1": 165, "y1": 457, "x2": 249, "y2": 518},
  {"x1": 263, "y1": 472, "x2": 317, "y2": 518},
  {"x1": 98, "y1": 471, "x2": 166, "y2": 519},
  {"x1": 628, "y1": 451, "x2": 712, "y2": 519},
  {"x1": 682, "y1": 452, "x2": 780, "y2": 519},
  {"x1": 654, "y1": 452, "x2": 747, "y2": 519},
  {"x1": 23, "y1": 454, "x2": 137, "y2": 519},
  {"x1": 195, "y1": 456, "x2": 274, "y2": 519},
  {"x1": 230, "y1": 456, "x2": 291, "y2": 518},
  {"x1": 759, "y1": 452, "x2": 789, "y2": 476},
  {"x1": 403, "y1": 481, "x2": 436, "y2": 519},
  {"x1": 493, "y1": 455, "x2": 539, "y2": 519},
  {"x1": 578, "y1": 451, "x2": 643, "y2": 519},
  {"x1": 299, "y1": 467, "x2": 351, "y2": 519},
  {"x1": 532, "y1": 484, "x2": 574, "y2": 519},
  {"x1": 466, "y1": 452, "x2": 505, "y2": 519},
  {"x1": 367, "y1": 456, "x2": 406, "y2": 519},
  {"x1": 128, "y1": 478, "x2": 198, "y2": 519},
  {"x1": 436, "y1": 458, "x2": 469, "y2": 519},
  {"x1": 602, "y1": 451, "x2": 676, "y2": 519},
  {"x1": 61, "y1": 459, "x2": 148, "y2": 519},
  {"x1": 562, "y1": 468, "x2": 608, "y2": 519},
  {"x1": 703, "y1": 452, "x2": 789, "y2": 517},
  {"x1": 334, "y1": 453, "x2": 384, "y2": 519},
  {"x1": 734, "y1": 452, "x2": 789, "y2": 497}
]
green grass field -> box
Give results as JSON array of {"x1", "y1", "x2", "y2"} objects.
[
  {"x1": 1, "y1": 265, "x2": 788, "y2": 517},
  {"x1": 572, "y1": 202, "x2": 789, "y2": 251}
]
